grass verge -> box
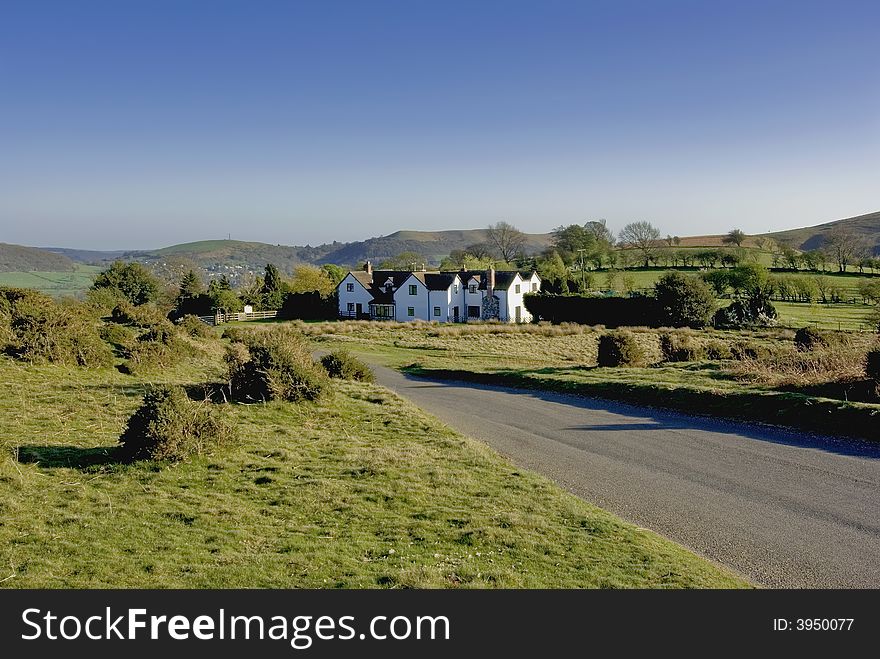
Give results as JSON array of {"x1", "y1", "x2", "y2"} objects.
[{"x1": 0, "y1": 358, "x2": 747, "y2": 588}]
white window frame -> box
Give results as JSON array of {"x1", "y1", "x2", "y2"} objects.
[
  {"x1": 469, "y1": 284, "x2": 477, "y2": 294},
  {"x1": 407, "y1": 307, "x2": 415, "y2": 317},
  {"x1": 515, "y1": 284, "x2": 521, "y2": 294},
  {"x1": 433, "y1": 306, "x2": 441, "y2": 316},
  {"x1": 409, "y1": 284, "x2": 417, "y2": 295},
  {"x1": 346, "y1": 283, "x2": 354, "y2": 292}
]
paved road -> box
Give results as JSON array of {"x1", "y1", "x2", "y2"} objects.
[{"x1": 372, "y1": 365, "x2": 880, "y2": 588}]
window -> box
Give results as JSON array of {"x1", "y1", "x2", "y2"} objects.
[
  {"x1": 346, "y1": 283, "x2": 354, "y2": 292},
  {"x1": 515, "y1": 284, "x2": 521, "y2": 294},
  {"x1": 467, "y1": 305, "x2": 480, "y2": 318},
  {"x1": 532, "y1": 283, "x2": 538, "y2": 291},
  {"x1": 409, "y1": 284, "x2": 417, "y2": 295},
  {"x1": 453, "y1": 284, "x2": 459, "y2": 294},
  {"x1": 469, "y1": 284, "x2": 477, "y2": 294},
  {"x1": 407, "y1": 307, "x2": 415, "y2": 317},
  {"x1": 433, "y1": 306, "x2": 441, "y2": 316},
  {"x1": 347, "y1": 303, "x2": 354, "y2": 312}
]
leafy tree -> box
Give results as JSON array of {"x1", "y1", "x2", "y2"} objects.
[
  {"x1": 618, "y1": 221, "x2": 661, "y2": 267},
  {"x1": 536, "y1": 251, "x2": 570, "y2": 294},
  {"x1": 486, "y1": 221, "x2": 527, "y2": 263},
  {"x1": 91, "y1": 261, "x2": 160, "y2": 306},
  {"x1": 208, "y1": 278, "x2": 244, "y2": 313},
  {"x1": 700, "y1": 270, "x2": 731, "y2": 296},
  {"x1": 654, "y1": 272, "x2": 716, "y2": 328},
  {"x1": 321, "y1": 264, "x2": 347, "y2": 287},
  {"x1": 173, "y1": 269, "x2": 212, "y2": 317},
  {"x1": 723, "y1": 228, "x2": 747, "y2": 247},
  {"x1": 288, "y1": 265, "x2": 335, "y2": 296}
]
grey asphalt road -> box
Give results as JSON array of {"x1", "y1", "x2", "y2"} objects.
[{"x1": 371, "y1": 365, "x2": 880, "y2": 588}]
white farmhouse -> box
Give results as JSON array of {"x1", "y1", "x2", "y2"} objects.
[{"x1": 337, "y1": 262, "x2": 541, "y2": 323}]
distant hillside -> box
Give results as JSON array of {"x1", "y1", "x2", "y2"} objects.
[
  {"x1": 0, "y1": 243, "x2": 76, "y2": 273},
  {"x1": 127, "y1": 229, "x2": 552, "y2": 274},
  {"x1": 766, "y1": 210, "x2": 880, "y2": 254},
  {"x1": 43, "y1": 247, "x2": 130, "y2": 265},
  {"x1": 319, "y1": 229, "x2": 552, "y2": 265}
]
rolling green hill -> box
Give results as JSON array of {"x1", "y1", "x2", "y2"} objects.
[
  {"x1": 766, "y1": 210, "x2": 880, "y2": 254},
  {"x1": 0, "y1": 243, "x2": 76, "y2": 273}
]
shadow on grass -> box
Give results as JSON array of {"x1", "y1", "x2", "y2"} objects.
[{"x1": 17, "y1": 445, "x2": 121, "y2": 469}]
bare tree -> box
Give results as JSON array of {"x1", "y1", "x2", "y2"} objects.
[
  {"x1": 486, "y1": 221, "x2": 527, "y2": 263},
  {"x1": 824, "y1": 226, "x2": 866, "y2": 273},
  {"x1": 618, "y1": 221, "x2": 661, "y2": 267}
]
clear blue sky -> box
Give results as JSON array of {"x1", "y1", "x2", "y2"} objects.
[{"x1": 1, "y1": 0, "x2": 878, "y2": 249}]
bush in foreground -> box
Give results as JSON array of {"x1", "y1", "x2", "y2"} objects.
[
  {"x1": 177, "y1": 314, "x2": 213, "y2": 338},
  {"x1": 226, "y1": 325, "x2": 328, "y2": 402},
  {"x1": 654, "y1": 272, "x2": 716, "y2": 328},
  {"x1": 597, "y1": 331, "x2": 646, "y2": 367},
  {"x1": 794, "y1": 326, "x2": 829, "y2": 351},
  {"x1": 659, "y1": 333, "x2": 705, "y2": 362},
  {"x1": 320, "y1": 350, "x2": 374, "y2": 382},
  {"x1": 1, "y1": 288, "x2": 113, "y2": 367},
  {"x1": 118, "y1": 385, "x2": 234, "y2": 462}
]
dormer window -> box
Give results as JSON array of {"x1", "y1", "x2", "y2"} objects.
[
  {"x1": 469, "y1": 284, "x2": 477, "y2": 294},
  {"x1": 409, "y1": 284, "x2": 417, "y2": 295}
]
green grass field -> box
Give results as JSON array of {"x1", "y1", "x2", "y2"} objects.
[
  {"x1": 774, "y1": 301, "x2": 876, "y2": 331},
  {"x1": 0, "y1": 348, "x2": 746, "y2": 588},
  {"x1": 0, "y1": 264, "x2": 101, "y2": 297}
]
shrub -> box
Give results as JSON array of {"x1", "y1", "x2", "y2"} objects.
[
  {"x1": 222, "y1": 326, "x2": 256, "y2": 344},
  {"x1": 794, "y1": 326, "x2": 829, "y2": 351},
  {"x1": 597, "y1": 331, "x2": 646, "y2": 367},
  {"x1": 655, "y1": 272, "x2": 716, "y2": 328},
  {"x1": 713, "y1": 299, "x2": 778, "y2": 328},
  {"x1": 705, "y1": 339, "x2": 733, "y2": 360},
  {"x1": 119, "y1": 321, "x2": 187, "y2": 373},
  {"x1": 2, "y1": 290, "x2": 113, "y2": 367},
  {"x1": 320, "y1": 350, "x2": 374, "y2": 381},
  {"x1": 111, "y1": 302, "x2": 167, "y2": 328},
  {"x1": 177, "y1": 314, "x2": 212, "y2": 338},
  {"x1": 866, "y1": 350, "x2": 880, "y2": 382},
  {"x1": 729, "y1": 340, "x2": 774, "y2": 361},
  {"x1": 659, "y1": 332, "x2": 705, "y2": 362},
  {"x1": 227, "y1": 325, "x2": 328, "y2": 402},
  {"x1": 118, "y1": 386, "x2": 234, "y2": 462},
  {"x1": 99, "y1": 322, "x2": 137, "y2": 351}
]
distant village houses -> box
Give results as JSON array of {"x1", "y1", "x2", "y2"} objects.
[{"x1": 337, "y1": 262, "x2": 541, "y2": 323}]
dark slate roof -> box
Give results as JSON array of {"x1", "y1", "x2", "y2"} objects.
[
  {"x1": 421, "y1": 273, "x2": 459, "y2": 291},
  {"x1": 458, "y1": 270, "x2": 522, "y2": 291},
  {"x1": 520, "y1": 270, "x2": 541, "y2": 281}
]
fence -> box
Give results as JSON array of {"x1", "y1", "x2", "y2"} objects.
[{"x1": 197, "y1": 310, "x2": 278, "y2": 326}]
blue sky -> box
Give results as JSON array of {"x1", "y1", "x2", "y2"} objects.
[{"x1": 1, "y1": 0, "x2": 878, "y2": 249}]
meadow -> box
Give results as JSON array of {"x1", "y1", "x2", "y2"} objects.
[
  {"x1": 0, "y1": 337, "x2": 746, "y2": 588},
  {"x1": 0, "y1": 265, "x2": 102, "y2": 298}
]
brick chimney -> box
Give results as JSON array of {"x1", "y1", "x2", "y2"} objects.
[
  {"x1": 364, "y1": 260, "x2": 372, "y2": 276},
  {"x1": 487, "y1": 266, "x2": 495, "y2": 297}
]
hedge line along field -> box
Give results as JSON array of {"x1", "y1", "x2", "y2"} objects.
[{"x1": 0, "y1": 348, "x2": 747, "y2": 588}]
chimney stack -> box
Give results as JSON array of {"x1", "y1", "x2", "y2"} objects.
[
  {"x1": 364, "y1": 260, "x2": 372, "y2": 276},
  {"x1": 487, "y1": 266, "x2": 495, "y2": 297}
]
